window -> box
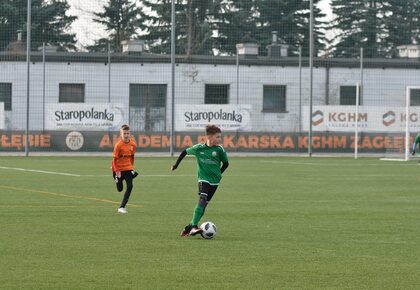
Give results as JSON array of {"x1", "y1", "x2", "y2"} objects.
[
  {"x1": 263, "y1": 85, "x2": 286, "y2": 112},
  {"x1": 59, "y1": 84, "x2": 85, "y2": 103},
  {"x1": 410, "y1": 89, "x2": 420, "y2": 106},
  {"x1": 205, "y1": 84, "x2": 229, "y2": 104},
  {"x1": 129, "y1": 84, "x2": 167, "y2": 132},
  {"x1": 340, "y1": 86, "x2": 360, "y2": 105},
  {"x1": 0, "y1": 83, "x2": 12, "y2": 111}
]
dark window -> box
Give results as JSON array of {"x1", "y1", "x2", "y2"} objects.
[
  {"x1": 410, "y1": 89, "x2": 420, "y2": 106},
  {"x1": 59, "y1": 84, "x2": 85, "y2": 103},
  {"x1": 0, "y1": 83, "x2": 12, "y2": 111},
  {"x1": 205, "y1": 84, "x2": 229, "y2": 104},
  {"x1": 340, "y1": 86, "x2": 360, "y2": 105},
  {"x1": 129, "y1": 84, "x2": 167, "y2": 132},
  {"x1": 263, "y1": 85, "x2": 286, "y2": 112}
]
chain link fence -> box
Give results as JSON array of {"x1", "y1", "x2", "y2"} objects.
[{"x1": 0, "y1": 1, "x2": 419, "y2": 155}]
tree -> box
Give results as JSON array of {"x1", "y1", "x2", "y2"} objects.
[
  {"x1": 88, "y1": 0, "x2": 146, "y2": 52},
  {"x1": 212, "y1": 0, "x2": 260, "y2": 55},
  {"x1": 0, "y1": 0, "x2": 77, "y2": 51},
  {"x1": 183, "y1": 0, "x2": 221, "y2": 57},
  {"x1": 142, "y1": 0, "x2": 221, "y2": 56},
  {"x1": 141, "y1": 0, "x2": 326, "y2": 56},
  {"x1": 386, "y1": 0, "x2": 420, "y2": 56},
  {"x1": 255, "y1": 0, "x2": 326, "y2": 56},
  {"x1": 330, "y1": 0, "x2": 392, "y2": 58},
  {"x1": 213, "y1": 0, "x2": 326, "y2": 56}
]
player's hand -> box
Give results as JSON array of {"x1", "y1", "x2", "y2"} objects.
[
  {"x1": 412, "y1": 150, "x2": 416, "y2": 156},
  {"x1": 171, "y1": 165, "x2": 177, "y2": 171},
  {"x1": 116, "y1": 171, "x2": 121, "y2": 178}
]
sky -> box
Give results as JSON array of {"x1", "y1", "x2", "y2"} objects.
[{"x1": 67, "y1": 0, "x2": 333, "y2": 50}]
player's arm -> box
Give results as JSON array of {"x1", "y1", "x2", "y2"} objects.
[
  {"x1": 171, "y1": 149, "x2": 187, "y2": 171},
  {"x1": 113, "y1": 144, "x2": 121, "y2": 177},
  {"x1": 113, "y1": 158, "x2": 121, "y2": 177},
  {"x1": 220, "y1": 149, "x2": 229, "y2": 174},
  {"x1": 221, "y1": 161, "x2": 229, "y2": 173},
  {"x1": 131, "y1": 143, "x2": 136, "y2": 165}
]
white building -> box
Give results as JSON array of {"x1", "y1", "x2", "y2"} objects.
[{"x1": 1, "y1": 49, "x2": 420, "y2": 132}]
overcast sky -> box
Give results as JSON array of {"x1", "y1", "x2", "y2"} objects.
[{"x1": 67, "y1": 0, "x2": 333, "y2": 50}]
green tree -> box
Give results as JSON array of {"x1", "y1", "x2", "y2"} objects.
[
  {"x1": 0, "y1": 0, "x2": 77, "y2": 51},
  {"x1": 212, "y1": 0, "x2": 259, "y2": 55},
  {"x1": 183, "y1": 0, "x2": 221, "y2": 57},
  {"x1": 386, "y1": 0, "x2": 420, "y2": 56},
  {"x1": 88, "y1": 0, "x2": 146, "y2": 52},
  {"x1": 256, "y1": 0, "x2": 326, "y2": 56},
  {"x1": 330, "y1": 0, "x2": 392, "y2": 58},
  {"x1": 142, "y1": 0, "x2": 221, "y2": 56},
  {"x1": 213, "y1": 0, "x2": 326, "y2": 56}
]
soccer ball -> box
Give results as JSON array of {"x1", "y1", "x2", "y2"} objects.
[{"x1": 200, "y1": 221, "x2": 217, "y2": 239}]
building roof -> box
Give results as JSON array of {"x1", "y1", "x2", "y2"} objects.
[{"x1": 1, "y1": 51, "x2": 420, "y2": 69}]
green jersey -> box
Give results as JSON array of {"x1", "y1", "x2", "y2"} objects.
[
  {"x1": 415, "y1": 134, "x2": 420, "y2": 145},
  {"x1": 414, "y1": 134, "x2": 420, "y2": 151},
  {"x1": 186, "y1": 143, "x2": 228, "y2": 185}
]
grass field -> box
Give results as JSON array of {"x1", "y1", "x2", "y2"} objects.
[{"x1": 1, "y1": 156, "x2": 420, "y2": 289}]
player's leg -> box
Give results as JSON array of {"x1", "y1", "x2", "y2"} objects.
[
  {"x1": 113, "y1": 172, "x2": 123, "y2": 192},
  {"x1": 119, "y1": 171, "x2": 133, "y2": 211},
  {"x1": 131, "y1": 170, "x2": 139, "y2": 179},
  {"x1": 181, "y1": 182, "x2": 206, "y2": 236},
  {"x1": 189, "y1": 182, "x2": 218, "y2": 236}
]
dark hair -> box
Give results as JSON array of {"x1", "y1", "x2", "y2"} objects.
[
  {"x1": 206, "y1": 124, "x2": 221, "y2": 135},
  {"x1": 121, "y1": 124, "x2": 130, "y2": 131}
]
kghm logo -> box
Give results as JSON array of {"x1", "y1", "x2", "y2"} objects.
[
  {"x1": 312, "y1": 110, "x2": 324, "y2": 126},
  {"x1": 383, "y1": 111, "x2": 396, "y2": 126}
]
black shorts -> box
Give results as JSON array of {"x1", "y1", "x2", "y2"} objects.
[
  {"x1": 198, "y1": 181, "x2": 218, "y2": 202},
  {"x1": 113, "y1": 170, "x2": 134, "y2": 183}
]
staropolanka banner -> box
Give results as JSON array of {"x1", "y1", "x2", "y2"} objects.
[
  {"x1": 175, "y1": 104, "x2": 252, "y2": 131},
  {"x1": 303, "y1": 106, "x2": 420, "y2": 132},
  {"x1": 45, "y1": 103, "x2": 127, "y2": 131}
]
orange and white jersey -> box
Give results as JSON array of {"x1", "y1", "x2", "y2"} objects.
[{"x1": 112, "y1": 139, "x2": 137, "y2": 172}]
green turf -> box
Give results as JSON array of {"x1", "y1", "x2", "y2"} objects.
[{"x1": 1, "y1": 156, "x2": 420, "y2": 289}]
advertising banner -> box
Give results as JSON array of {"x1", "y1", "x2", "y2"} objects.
[
  {"x1": 45, "y1": 103, "x2": 126, "y2": 131},
  {"x1": 0, "y1": 130, "x2": 414, "y2": 153},
  {"x1": 303, "y1": 106, "x2": 420, "y2": 132},
  {"x1": 175, "y1": 104, "x2": 252, "y2": 131}
]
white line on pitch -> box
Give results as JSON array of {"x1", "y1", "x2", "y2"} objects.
[
  {"x1": 259, "y1": 160, "x2": 417, "y2": 167},
  {"x1": 0, "y1": 166, "x2": 272, "y2": 178},
  {"x1": 0, "y1": 166, "x2": 81, "y2": 176}
]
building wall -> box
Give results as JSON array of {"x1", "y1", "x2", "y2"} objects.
[{"x1": 1, "y1": 60, "x2": 420, "y2": 131}]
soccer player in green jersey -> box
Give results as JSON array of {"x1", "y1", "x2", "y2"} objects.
[
  {"x1": 171, "y1": 124, "x2": 229, "y2": 237},
  {"x1": 411, "y1": 133, "x2": 420, "y2": 162}
]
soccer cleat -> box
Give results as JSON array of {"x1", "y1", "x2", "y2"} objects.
[
  {"x1": 132, "y1": 171, "x2": 139, "y2": 179},
  {"x1": 180, "y1": 224, "x2": 192, "y2": 237},
  {"x1": 118, "y1": 207, "x2": 127, "y2": 214},
  {"x1": 189, "y1": 226, "x2": 203, "y2": 236}
]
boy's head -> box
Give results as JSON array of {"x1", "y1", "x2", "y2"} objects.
[
  {"x1": 120, "y1": 124, "x2": 131, "y2": 142},
  {"x1": 206, "y1": 124, "x2": 222, "y2": 146}
]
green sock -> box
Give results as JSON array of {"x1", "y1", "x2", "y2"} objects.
[
  {"x1": 191, "y1": 205, "x2": 205, "y2": 226},
  {"x1": 199, "y1": 207, "x2": 206, "y2": 221}
]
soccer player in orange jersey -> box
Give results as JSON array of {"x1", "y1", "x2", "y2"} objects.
[{"x1": 112, "y1": 124, "x2": 138, "y2": 214}]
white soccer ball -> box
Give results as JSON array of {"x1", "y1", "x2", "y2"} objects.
[{"x1": 200, "y1": 221, "x2": 217, "y2": 239}]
